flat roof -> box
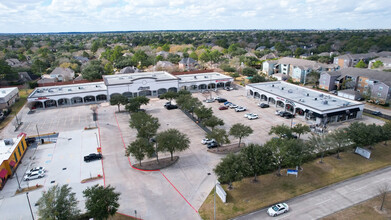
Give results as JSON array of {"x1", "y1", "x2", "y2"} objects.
[
  {"x1": 28, "y1": 82, "x2": 107, "y2": 99},
  {"x1": 247, "y1": 81, "x2": 363, "y2": 112},
  {"x1": 0, "y1": 87, "x2": 18, "y2": 99},
  {"x1": 103, "y1": 71, "x2": 178, "y2": 86},
  {"x1": 0, "y1": 136, "x2": 23, "y2": 163},
  {"x1": 177, "y1": 72, "x2": 232, "y2": 83}
]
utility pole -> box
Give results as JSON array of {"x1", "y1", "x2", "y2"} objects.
[
  {"x1": 14, "y1": 172, "x2": 21, "y2": 191},
  {"x1": 26, "y1": 192, "x2": 35, "y2": 220},
  {"x1": 36, "y1": 124, "x2": 40, "y2": 143}
]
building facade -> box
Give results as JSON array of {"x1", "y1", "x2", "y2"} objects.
[
  {"x1": 0, "y1": 134, "x2": 28, "y2": 189},
  {"x1": 246, "y1": 81, "x2": 364, "y2": 125},
  {"x1": 0, "y1": 87, "x2": 19, "y2": 110}
]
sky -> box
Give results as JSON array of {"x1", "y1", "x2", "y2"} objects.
[{"x1": 0, "y1": 0, "x2": 390, "y2": 33}]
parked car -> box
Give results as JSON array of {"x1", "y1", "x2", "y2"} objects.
[
  {"x1": 229, "y1": 104, "x2": 238, "y2": 109},
  {"x1": 244, "y1": 113, "x2": 258, "y2": 118},
  {"x1": 267, "y1": 203, "x2": 289, "y2": 217},
  {"x1": 235, "y1": 106, "x2": 246, "y2": 112},
  {"x1": 205, "y1": 99, "x2": 215, "y2": 103},
  {"x1": 25, "y1": 167, "x2": 45, "y2": 176},
  {"x1": 278, "y1": 111, "x2": 286, "y2": 117},
  {"x1": 201, "y1": 138, "x2": 216, "y2": 145},
  {"x1": 283, "y1": 112, "x2": 295, "y2": 119},
  {"x1": 207, "y1": 141, "x2": 219, "y2": 149},
  {"x1": 165, "y1": 104, "x2": 178, "y2": 110},
  {"x1": 258, "y1": 103, "x2": 269, "y2": 108},
  {"x1": 164, "y1": 102, "x2": 171, "y2": 107},
  {"x1": 216, "y1": 98, "x2": 227, "y2": 103},
  {"x1": 248, "y1": 114, "x2": 259, "y2": 120},
  {"x1": 275, "y1": 110, "x2": 282, "y2": 115},
  {"x1": 224, "y1": 101, "x2": 232, "y2": 106},
  {"x1": 84, "y1": 153, "x2": 103, "y2": 162},
  {"x1": 225, "y1": 87, "x2": 233, "y2": 91},
  {"x1": 372, "y1": 111, "x2": 382, "y2": 116},
  {"x1": 219, "y1": 106, "x2": 229, "y2": 110},
  {"x1": 282, "y1": 134, "x2": 298, "y2": 139},
  {"x1": 24, "y1": 170, "x2": 45, "y2": 181}
]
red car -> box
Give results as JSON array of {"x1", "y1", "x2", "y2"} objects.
[{"x1": 219, "y1": 106, "x2": 228, "y2": 110}]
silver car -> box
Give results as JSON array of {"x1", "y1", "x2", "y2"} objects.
[{"x1": 24, "y1": 170, "x2": 45, "y2": 181}]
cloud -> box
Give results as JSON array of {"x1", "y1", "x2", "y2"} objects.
[{"x1": 0, "y1": 0, "x2": 390, "y2": 33}]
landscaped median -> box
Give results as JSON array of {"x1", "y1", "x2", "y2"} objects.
[{"x1": 199, "y1": 142, "x2": 391, "y2": 220}]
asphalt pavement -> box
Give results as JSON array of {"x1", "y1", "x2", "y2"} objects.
[{"x1": 234, "y1": 165, "x2": 391, "y2": 220}]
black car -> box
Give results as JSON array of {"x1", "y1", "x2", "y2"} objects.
[
  {"x1": 278, "y1": 111, "x2": 287, "y2": 117},
  {"x1": 259, "y1": 103, "x2": 269, "y2": 108},
  {"x1": 207, "y1": 141, "x2": 219, "y2": 149},
  {"x1": 165, "y1": 104, "x2": 178, "y2": 110},
  {"x1": 217, "y1": 98, "x2": 227, "y2": 103},
  {"x1": 84, "y1": 153, "x2": 102, "y2": 162},
  {"x1": 372, "y1": 111, "x2": 382, "y2": 116},
  {"x1": 284, "y1": 112, "x2": 295, "y2": 119}
]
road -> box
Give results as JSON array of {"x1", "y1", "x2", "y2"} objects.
[{"x1": 234, "y1": 166, "x2": 391, "y2": 220}]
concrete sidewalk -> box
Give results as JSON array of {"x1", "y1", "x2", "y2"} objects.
[{"x1": 234, "y1": 166, "x2": 391, "y2": 220}]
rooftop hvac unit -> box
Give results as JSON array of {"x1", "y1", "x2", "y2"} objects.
[
  {"x1": 4, "y1": 139, "x2": 14, "y2": 145},
  {"x1": 288, "y1": 89, "x2": 293, "y2": 93},
  {"x1": 281, "y1": 87, "x2": 284, "y2": 90},
  {"x1": 314, "y1": 98, "x2": 318, "y2": 100},
  {"x1": 194, "y1": 76, "x2": 197, "y2": 79},
  {"x1": 272, "y1": 84, "x2": 274, "y2": 87},
  {"x1": 332, "y1": 99, "x2": 337, "y2": 102},
  {"x1": 204, "y1": 76, "x2": 208, "y2": 78},
  {"x1": 319, "y1": 94, "x2": 324, "y2": 97},
  {"x1": 322, "y1": 100, "x2": 328, "y2": 105},
  {"x1": 68, "y1": 89, "x2": 72, "y2": 91}
]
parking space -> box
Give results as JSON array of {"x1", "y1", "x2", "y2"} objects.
[{"x1": 0, "y1": 129, "x2": 104, "y2": 219}]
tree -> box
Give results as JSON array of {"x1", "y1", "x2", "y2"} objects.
[
  {"x1": 91, "y1": 40, "x2": 100, "y2": 53},
  {"x1": 286, "y1": 139, "x2": 311, "y2": 170},
  {"x1": 203, "y1": 115, "x2": 224, "y2": 130},
  {"x1": 83, "y1": 184, "x2": 120, "y2": 220},
  {"x1": 378, "y1": 183, "x2": 389, "y2": 211},
  {"x1": 159, "y1": 91, "x2": 178, "y2": 103},
  {"x1": 129, "y1": 111, "x2": 160, "y2": 140},
  {"x1": 37, "y1": 184, "x2": 80, "y2": 220},
  {"x1": 269, "y1": 124, "x2": 292, "y2": 138},
  {"x1": 126, "y1": 138, "x2": 154, "y2": 166},
  {"x1": 110, "y1": 94, "x2": 128, "y2": 112},
  {"x1": 308, "y1": 134, "x2": 331, "y2": 163},
  {"x1": 382, "y1": 121, "x2": 391, "y2": 145},
  {"x1": 346, "y1": 122, "x2": 381, "y2": 148},
  {"x1": 328, "y1": 128, "x2": 350, "y2": 159},
  {"x1": 206, "y1": 128, "x2": 230, "y2": 147},
  {"x1": 242, "y1": 67, "x2": 257, "y2": 76},
  {"x1": 291, "y1": 123, "x2": 310, "y2": 138},
  {"x1": 125, "y1": 96, "x2": 150, "y2": 113},
  {"x1": 104, "y1": 62, "x2": 114, "y2": 75},
  {"x1": 0, "y1": 59, "x2": 18, "y2": 81},
  {"x1": 229, "y1": 123, "x2": 253, "y2": 147},
  {"x1": 82, "y1": 60, "x2": 104, "y2": 81},
  {"x1": 240, "y1": 144, "x2": 274, "y2": 182},
  {"x1": 156, "y1": 128, "x2": 190, "y2": 161},
  {"x1": 194, "y1": 105, "x2": 213, "y2": 122},
  {"x1": 371, "y1": 60, "x2": 384, "y2": 69},
  {"x1": 305, "y1": 71, "x2": 320, "y2": 85},
  {"x1": 214, "y1": 153, "x2": 244, "y2": 190},
  {"x1": 264, "y1": 138, "x2": 290, "y2": 176},
  {"x1": 355, "y1": 60, "x2": 367, "y2": 68},
  {"x1": 189, "y1": 51, "x2": 198, "y2": 61},
  {"x1": 249, "y1": 74, "x2": 266, "y2": 83}
]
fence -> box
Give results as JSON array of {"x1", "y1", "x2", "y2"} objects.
[{"x1": 180, "y1": 109, "x2": 211, "y2": 134}]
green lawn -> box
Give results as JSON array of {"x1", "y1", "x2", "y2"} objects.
[
  {"x1": 199, "y1": 142, "x2": 391, "y2": 220},
  {"x1": 0, "y1": 89, "x2": 32, "y2": 130}
]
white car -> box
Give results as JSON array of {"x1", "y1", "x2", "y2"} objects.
[
  {"x1": 25, "y1": 166, "x2": 45, "y2": 175},
  {"x1": 201, "y1": 138, "x2": 216, "y2": 145},
  {"x1": 24, "y1": 170, "x2": 45, "y2": 181},
  {"x1": 267, "y1": 203, "x2": 289, "y2": 217},
  {"x1": 275, "y1": 110, "x2": 282, "y2": 115},
  {"x1": 235, "y1": 106, "x2": 247, "y2": 112},
  {"x1": 248, "y1": 114, "x2": 259, "y2": 120},
  {"x1": 205, "y1": 99, "x2": 215, "y2": 103},
  {"x1": 244, "y1": 113, "x2": 258, "y2": 118},
  {"x1": 229, "y1": 104, "x2": 238, "y2": 109}
]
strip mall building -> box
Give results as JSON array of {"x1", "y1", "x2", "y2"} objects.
[{"x1": 27, "y1": 71, "x2": 233, "y2": 108}]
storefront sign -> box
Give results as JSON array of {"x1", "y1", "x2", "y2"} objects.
[
  {"x1": 138, "y1": 86, "x2": 150, "y2": 91},
  {"x1": 276, "y1": 97, "x2": 285, "y2": 101},
  {"x1": 36, "y1": 97, "x2": 48, "y2": 100},
  {"x1": 216, "y1": 182, "x2": 227, "y2": 203},
  {"x1": 215, "y1": 79, "x2": 229, "y2": 82}
]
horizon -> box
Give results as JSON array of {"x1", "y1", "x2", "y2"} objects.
[{"x1": 0, "y1": 0, "x2": 390, "y2": 33}]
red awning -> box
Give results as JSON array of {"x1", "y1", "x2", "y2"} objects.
[
  {"x1": 0, "y1": 169, "x2": 7, "y2": 178},
  {"x1": 9, "y1": 160, "x2": 16, "y2": 167}
]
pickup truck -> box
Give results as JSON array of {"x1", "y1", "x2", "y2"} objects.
[{"x1": 84, "y1": 153, "x2": 102, "y2": 162}]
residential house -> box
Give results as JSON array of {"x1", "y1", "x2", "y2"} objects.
[
  {"x1": 263, "y1": 57, "x2": 338, "y2": 83},
  {"x1": 155, "y1": 61, "x2": 175, "y2": 72},
  {"x1": 368, "y1": 57, "x2": 391, "y2": 70},
  {"x1": 256, "y1": 46, "x2": 266, "y2": 51},
  {"x1": 119, "y1": 66, "x2": 139, "y2": 74},
  {"x1": 37, "y1": 75, "x2": 57, "y2": 85},
  {"x1": 260, "y1": 53, "x2": 278, "y2": 60},
  {"x1": 73, "y1": 56, "x2": 89, "y2": 64},
  {"x1": 49, "y1": 67, "x2": 75, "y2": 82},
  {"x1": 319, "y1": 68, "x2": 391, "y2": 103},
  {"x1": 179, "y1": 58, "x2": 198, "y2": 70},
  {"x1": 333, "y1": 52, "x2": 391, "y2": 68}
]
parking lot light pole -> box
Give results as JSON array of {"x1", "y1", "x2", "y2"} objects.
[
  {"x1": 26, "y1": 192, "x2": 35, "y2": 220},
  {"x1": 36, "y1": 124, "x2": 40, "y2": 142},
  {"x1": 14, "y1": 172, "x2": 22, "y2": 191}
]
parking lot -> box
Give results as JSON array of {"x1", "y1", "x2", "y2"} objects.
[
  {"x1": 193, "y1": 86, "x2": 385, "y2": 144},
  {"x1": 0, "y1": 129, "x2": 104, "y2": 219}
]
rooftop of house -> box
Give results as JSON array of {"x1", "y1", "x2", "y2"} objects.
[
  {"x1": 50, "y1": 67, "x2": 75, "y2": 77},
  {"x1": 0, "y1": 87, "x2": 18, "y2": 99},
  {"x1": 370, "y1": 57, "x2": 391, "y2": 64},
  {"x1": 176, "y1": 72, "x2": 232, "y2": 83},
  {"x1": 119, "y1": 66, "x2": 139, "y2": 74},
  {"x1": 103, "y1": 71, "x2": 178, "y2": 86},
  {"x1": 179, "y1": 58, "x2": 197, "y2": 64},
  {"x1": 247, "y1": 81, "x2": 363, "y2": 112},
  {"x1": 28, "y1": 82, "x2": 107, "y2": 99},
  {"x1": 336, "y1": 51, "x2": 391, "y2": 60},
  {"x1": 0, "y1": 136, "x2": 23, "y2": 163},
  {"x1": 277, "y1": 57, "x2": 338, "y2": 69},
  {"x1": 340, "y1": 67, "x2": 391, "y2": 86}
]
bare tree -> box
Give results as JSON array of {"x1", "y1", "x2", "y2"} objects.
[{"x1": 378, "y1": 183, "x2": 389, "y2": 211}]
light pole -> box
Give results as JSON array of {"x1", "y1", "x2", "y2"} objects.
[
  {"x1": 26, "y1": 192, "x2": 35, "y2": 220},
  {"x1": 36, "y1": 124, "x2": 40, "y2": 142},
  {"x1": 14, "y1": 171, "x2": 21, "y2": 192}
]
